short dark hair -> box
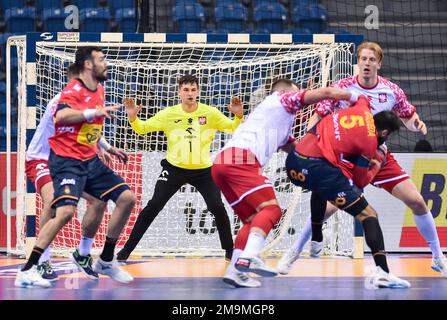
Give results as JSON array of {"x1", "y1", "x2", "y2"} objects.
[
  {"x1": 179, "y1": 74, "x2": 199, "y2": 89},
  {"x1": 67, "y1": 63, "x2": 78, "y2": 79},
  {"x1": 373, "y1": 111, "x2": 400, "y2": 134},
  {"x1": 414, "y1": 139, "x2": 433, "y2": 152},
  {"x1": 74, "y1": 46, "x2": 103, "y2": 72},
  {"x1": 271, "y1": 78, "x2": 299, "y2": 92}
]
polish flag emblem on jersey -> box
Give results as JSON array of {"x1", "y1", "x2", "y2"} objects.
[
  {"x1": 378, "y1": 93, "x2": 388, "y2": 103},
  {"x1": 198, "y1": 116, "x2": 207, "y2": 125}
]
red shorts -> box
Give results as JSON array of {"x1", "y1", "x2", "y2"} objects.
[
  {"x1": 211, "y1": 147, "x2": 276, "y2": 223},
  {"x1": 25, "y1": 159, "x2": 52, "y2": 194},
  {"x1": 371, "y1": 151, "x2": 410, "y2": 193}
]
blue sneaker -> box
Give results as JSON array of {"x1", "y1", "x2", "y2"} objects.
[
  {"x1": 37, "y1": 261, "x2": 58, "y2": 282},
  {"x1": 70, "y1": 249, "x2": 99, "y2": 280}
]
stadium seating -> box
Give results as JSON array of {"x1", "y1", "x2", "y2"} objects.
[
  {"x1": 292, "y1": 2, "x2": 327, "y2": 33},
  {"x1": 35, "y1": 0, "x2": 62, "y2": 13},
  {"x1": 0, "y1": 0, "x2": 26, "y2": 10},
  {"x1": 0, "y1": 33, "x2": 12, "y2": 66},
  {"x1": 4, "y1": 7, "x2": 36, "y2": 33},
  {"x1": 115, "y1": 8, "x2": 136, "y2": 33},
  {"x1": 109, "y1": 0, "x2": 135, "y2": 15},
  {"x1": 172, "y1": 2, "x2": 205, "y2": 33},
  {"x1": 253, "y1": 1, "x2": 288, "y2": 33},
  {"x1": 285, "y1": 27, "x2": 312, "y2": 34},
  {"x1": 79, "y1": 8, "x2": 111, "y2": 32},
  {"x1": 73, "y1": 0, "x2": 101, "y2": 9},
  {"x1": 0, "y1": 83, "x2": 6, "y2": 106},
  {"x1": 215, "y1": 2, "x2": 247, "y2": 33},
  {"x1": 324, "y1": 27, "x2": 351, "y2": 34},
  {"x1": 42, "y1": 7, "x2": 71, "y2": 32}
]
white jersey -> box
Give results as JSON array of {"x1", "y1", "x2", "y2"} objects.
[
  {"x1": 316, "y1": 75, "x2": 416, "y2": 118},
  {"x1": 25, "y1": 93, "x2": 61, "y2": 161},
  {"x1": 222, "y1": 90, "x2": 307, "y2": 167}
]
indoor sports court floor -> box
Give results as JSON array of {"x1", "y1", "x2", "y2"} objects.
[{"x1": 1, "y1": 254, "x2": 446, "y2": 300}]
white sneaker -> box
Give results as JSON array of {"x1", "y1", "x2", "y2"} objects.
[
  {"x1": 373, "y1": 266, "x2": 411, "y2": 289},
  {"x1": 223, "y1": 269, "x2": 261, "y2": 288},
  {"x1": 277, "y1": 249, "x2": 300, "y2": 275},
  {"x1": 235, "y1": 256, "x2": 278, "y2": 277},
  {"x1": 310, "y1": 241, "x2": 323, "y2": 258},
  {"x1": 92, "y1": 257, "x2": 134, "y2": 284},
  {"x1": 15, "y1": 265, "x2": 52, "y2": 288},
  {"x1": 431, "y1": 256, "x2": 447, "y2": 278}
]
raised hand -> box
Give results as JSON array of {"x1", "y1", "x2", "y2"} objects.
[
  {"x1": 97, "y1": 147, "x2": 113, "y2": 166},
  {"x1": 95, "y1": 105, "x2": 121, "y2": 119},
  {"x1": 123, "y1": 98, "x2": 143, "y2": 122},
  {"x1": 414, "y1": 118, "x2": 427, "y2": 135},
  {"x1": 228, "y1": 96, "x2": 243, "y2": 119},
  {"x1": 108, "y1": 146, "x2": 128, "y2": 164}
]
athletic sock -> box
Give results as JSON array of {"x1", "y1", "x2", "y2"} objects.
[
  {"x1": 100, "y1": 237, "x2": 118, "y2": 262},
  {"x1": 22, "y1": 247, "x2": 44, "y2": 271},
  {"x1": 292, "y1": 216, "x2": 312, "y2": 253},
  {"x1": 38, "y1": 247, "x2": 51, "y2": 265},
  {"x1": 240, "y1": 232, "x2": 265, "y2": 258},
  {"x1": 362, "y1": 217, "x2": 389, "y2": 273},
  {"x1": 414, "y1": 212, "x2": 443, "y2": 258},
  {"x1": 79, "y1": 236, "x2": 94, "y2": 256}
]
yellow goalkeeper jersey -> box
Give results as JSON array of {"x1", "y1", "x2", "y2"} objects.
[{"x1": 129, "y1": 102, "x2": 243, "y2": 169}]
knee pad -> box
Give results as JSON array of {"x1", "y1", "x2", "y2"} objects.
[{"x1": 251, "y1": 205, "x2": 283, "y2": 235}]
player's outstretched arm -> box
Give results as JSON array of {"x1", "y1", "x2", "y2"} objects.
[
  {"x1": 303, "y1": 87, "x2": 356, "y2": 106},
  {"x1": 401, "y1": 112, "x2": 427, "y2": 135},
  {"x1": 54, "y1": 105, "x2": 120, "y2": 124},
  {"x1": 306, "y1": 112, "x2": 322, "y2": 130},
  {"x1": 123, "y1": 98, "x2": 143, "y2": 122}
]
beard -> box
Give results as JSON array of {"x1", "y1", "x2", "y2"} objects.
[
  {"x1": 93, "y1": 64, "x2": 108, "y2": 82},
  {"x1": 377, "y1": 136, "x2": 387, "y2": 146}
]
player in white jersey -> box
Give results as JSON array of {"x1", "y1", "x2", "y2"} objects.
[
  {"x1": 212, "y1": 79, "x2": 357, "y2": 288},
  {"x1": 278, "y1": 42, "x2": 447, "y2": 278},
  {"x1": 24, "y1": 64, "x2": 126, "y2": 282}
]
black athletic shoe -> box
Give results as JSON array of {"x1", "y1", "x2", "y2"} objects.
[
  {"x1": 70, "y1": 249, "x2": 99, "y2": 280},
  {"x1": 37, "y1": 261, "x2": 58, "y2": 282}
]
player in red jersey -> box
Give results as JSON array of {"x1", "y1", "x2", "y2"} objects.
[
  {"x1": 15, "y1": 47, "x2": 136, "y2": 288},
  {"x1": 24, "y1": 64, "x2": 119, "y2": 281},
  {"x1": 285, "y1": 96, "x2": 410, "y2": 288},
  {"x1": 212, "y1": 79, "x2": 357, "y2": 287},
  {"x1": 280, "y1": 42, "x2": 446, "y2": 278}
]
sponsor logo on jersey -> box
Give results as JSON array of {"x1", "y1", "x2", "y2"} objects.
[
  {"x1": 57, "y1": 126, "x2": 75, "y2": 133},
  {"x1": 174, "y1": 119, "x2": 182, "y2": 123},
  {"x1": 61, "y1": 178, "x2": 76, "y2": 186},
  {"x1": 198, "y1": 116, "x2": 207, "y2": 125},
  {"x1": 73, "y1": 84, "x2": 82, "y2": 91},
  {"x1": 378, "y1": 93, "x2": 388, "y2": 103},
  {"x1": 77, "y1": 123, "x2": 102, "y2": 146},
  {"x1": 333, "y1": 113, "x2": 341, "y2": 141}
]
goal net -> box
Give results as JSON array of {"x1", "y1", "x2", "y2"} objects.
[{"x1": 10, "y1": 33, "x2": 357, "y2": 258}]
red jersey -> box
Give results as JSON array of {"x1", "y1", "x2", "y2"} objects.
[
  {"x1": 49, "y1": 79, "x2": 105, "y2": 161},
  {"x1": 297, "y1": 96, "x2": 378, "y2": 188}
]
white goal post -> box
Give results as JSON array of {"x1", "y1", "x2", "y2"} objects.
[{"x1": 6, "y1": 32, "x2": 363, "y2": 258}]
